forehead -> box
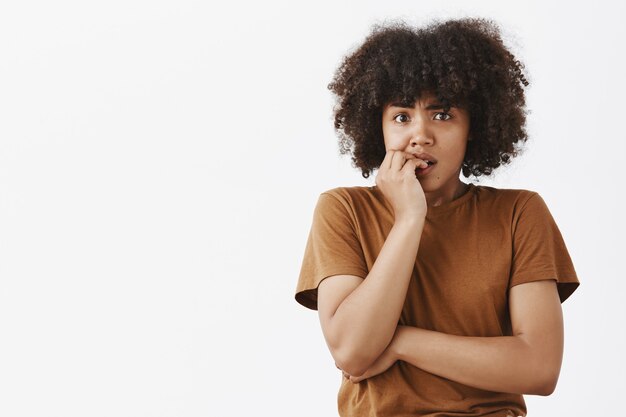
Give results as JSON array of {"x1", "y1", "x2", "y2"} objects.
[{"x1": 384, "y1": 92, "x2": 447, "y2": 110}]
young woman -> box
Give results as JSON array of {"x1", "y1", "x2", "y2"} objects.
[{"x1": 295, "y1": 17, "x2": 580, "y2": 417}]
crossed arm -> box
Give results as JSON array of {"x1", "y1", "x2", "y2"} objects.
[
  {"x1": 338, "y1": 279, "x2": 564, "y2": 396},
  {"x1": 318, "y1": 213, "x2": 565, "y2": 396}
]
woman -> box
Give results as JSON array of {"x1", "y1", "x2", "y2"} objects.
[{"x1": 295, "y1": 17, "x2": 580, "y2": 417}]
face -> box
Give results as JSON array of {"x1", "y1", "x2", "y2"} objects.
[{"x1": 381, "y1": 91, "x2": 471, "y2": 198}]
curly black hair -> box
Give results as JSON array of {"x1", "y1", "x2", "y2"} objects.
[{"x1": 327, "y1": 17, "x2": 530, "y2": 179}]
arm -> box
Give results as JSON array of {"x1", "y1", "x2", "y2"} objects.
[
  {"x1": 317, "y1": 150, "x2": 428, "y2": 377},
  {"x1": 349, "y1": 280, "x2": 563, "y2": 393},
  {"x1": 387, "y1": 279, "x2": 563, "y2": 395},
  {"x1": 318, "y1": 217, "x2": 424, "y2": 377}
]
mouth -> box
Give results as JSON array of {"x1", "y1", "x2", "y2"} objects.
[
  {"x1": 415, "y1": 161, "x2": 435, "y2": 176},
  {"x1": 408, "y1": 152, "x2": 437, "y2": 177},
  {"x1": 411, "y1": 153, "x2": 437, "y2": 165}
]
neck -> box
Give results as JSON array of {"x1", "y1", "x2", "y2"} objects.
[{"x1": 425, "y1": 180, "x2": 469, "y2": 207}]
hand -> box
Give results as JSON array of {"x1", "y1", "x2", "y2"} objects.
[{"x1": 375, "y1": 150, "x2": 427, "y2": 221}]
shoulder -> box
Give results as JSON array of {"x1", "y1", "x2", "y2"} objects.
[
  {"x1": 314, "y1": 185, "x2": 391, "y2": 225},
  {"x1": 320, "y1": 185, "x2": 375, "y2": 199},
  {"x1": 318, "y1": 185, "x2": 380, "y2": 208},
  {"x1": 468, "y1": 185, "x2": 551, "y2": 230},
  {"x1": 475, "y1": 184, "x2": 538, "y2": 201},
  {"x1": 474, "y1": 186, "x2": 563, "y2": 241},
  {"x1": 474, "y1": 184, "x2": 540, "y2": 211}
]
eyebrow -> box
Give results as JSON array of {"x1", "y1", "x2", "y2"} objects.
[{"x1": 388, "y1": 102, "x2": 447, "y2": 110}]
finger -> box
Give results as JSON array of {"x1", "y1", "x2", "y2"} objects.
[
  {"x1": 403, "y1": 158, "x2": 427, "y2": 176},
  {"x1": 389, "y1": 150, "x2": 407, "y2": 172},
  {"x1": 397, "y1": 159, "x2": 420, "y2": 180},
  {"x1": 382, "y1": 149, "x2": 396, "y2": 170}
]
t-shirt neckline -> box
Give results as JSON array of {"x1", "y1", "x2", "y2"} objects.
[
  {"x1": 370, "y1": 182, "x2": 477, "y2": 218},
  {"x1": 425, "y1": 182, "x2": 477, "y2": 217}
]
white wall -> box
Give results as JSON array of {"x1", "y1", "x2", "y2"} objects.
[{"x1": 0, "y1": 1, "x2": 623, "y2": 416}]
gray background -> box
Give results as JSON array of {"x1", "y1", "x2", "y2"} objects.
[{"x1": 0, "y1": 0, "x2": 623, "y2": 416}]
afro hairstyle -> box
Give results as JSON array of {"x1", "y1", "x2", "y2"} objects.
[{"x1": 327, "y1": 17, "x2": 530, "y2": 179}]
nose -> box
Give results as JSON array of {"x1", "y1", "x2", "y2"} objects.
[
  {"x1": 410, "y1": 135, "x2": 433, "y2": 147},
  {"x1": 409, "y1": 124, "x2": 433, "y2": 147}
]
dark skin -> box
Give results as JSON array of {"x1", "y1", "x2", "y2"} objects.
[
  {"x1": 318, "y1": 97, "x2": 563, "y2": 395},
  {"x1": 380, "y1": 91, "x2": 471, "y2": 209},
  {"x1": 327, "y1": 18, "x2": 529, "y2": 180}
]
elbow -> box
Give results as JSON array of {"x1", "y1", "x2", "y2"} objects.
[
  {"x1": 332, "y1": 346, "x2": 375, "y2": 377},
  {"x1": 530, "y1": 382, "x2": 556, "y2": 397},
  {"x1": 535, "y1": 374, "x2": 559, "y2": 396},
  {"x1": 323, "y1": 322, "x2": 391, "y2": 377},
  {"x1": 526, "y1": 370, "x2": 559, "y2": 396},
  {"x1": 519, "y1": 339, "x2": 561, "y2": 396}
]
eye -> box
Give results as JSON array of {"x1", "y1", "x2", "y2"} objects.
[
  {"x1": 393, "y1": 113, "x2": 409, "y2": 123},
  {"x1": 434, "y1": 112, "x2": 452, "y2": 121}
]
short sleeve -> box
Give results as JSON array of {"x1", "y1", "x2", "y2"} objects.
[
  {"x1": 509, "y1": 192, "x2": 580, "y2": 303},
  {"x1": 295, "y1": 192, "x2": 369, "y2": 310}
]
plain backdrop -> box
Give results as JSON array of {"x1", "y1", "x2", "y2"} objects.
[{"x1": 0, "y1": 1, "x2": 624, "y2": 416}]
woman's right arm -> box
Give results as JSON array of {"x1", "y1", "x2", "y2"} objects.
[{"x1": 317, "y1": 150, "x2": 427, "y2": 377}]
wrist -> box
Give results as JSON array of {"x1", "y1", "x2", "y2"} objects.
[{"x1": 393, "y1": 215, "x2": 425, "y2": 229}]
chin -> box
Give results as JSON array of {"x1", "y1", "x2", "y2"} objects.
[
  {"x1": 420, "y1": 176, "x2": 454, "y2": 191},
  {"x1": 417, "y1": 180, "x2": 438, "y2": 192}
]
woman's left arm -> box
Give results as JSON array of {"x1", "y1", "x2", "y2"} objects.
[{"x1": 350, "y1": 279, "x2": 563, "y2": 396}]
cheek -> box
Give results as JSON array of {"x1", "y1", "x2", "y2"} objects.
[
  {"x1": 382, "y1": 126, "x2": 408, "y2": 147},
  {"x1": 381, "y1": 127, "x2": 396, "y2": 148},
  {"x1": 440, "y1": 143, "x2": 468, "y2": 163}
]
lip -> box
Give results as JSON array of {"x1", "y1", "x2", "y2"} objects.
[{"x1": 411, "y1": 152, "x2": 437, "y2": 164}]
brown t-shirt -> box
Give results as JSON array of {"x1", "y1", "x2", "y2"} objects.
[{"x1": 295, "y1": 182, "x2": 580, "y2": 417}]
